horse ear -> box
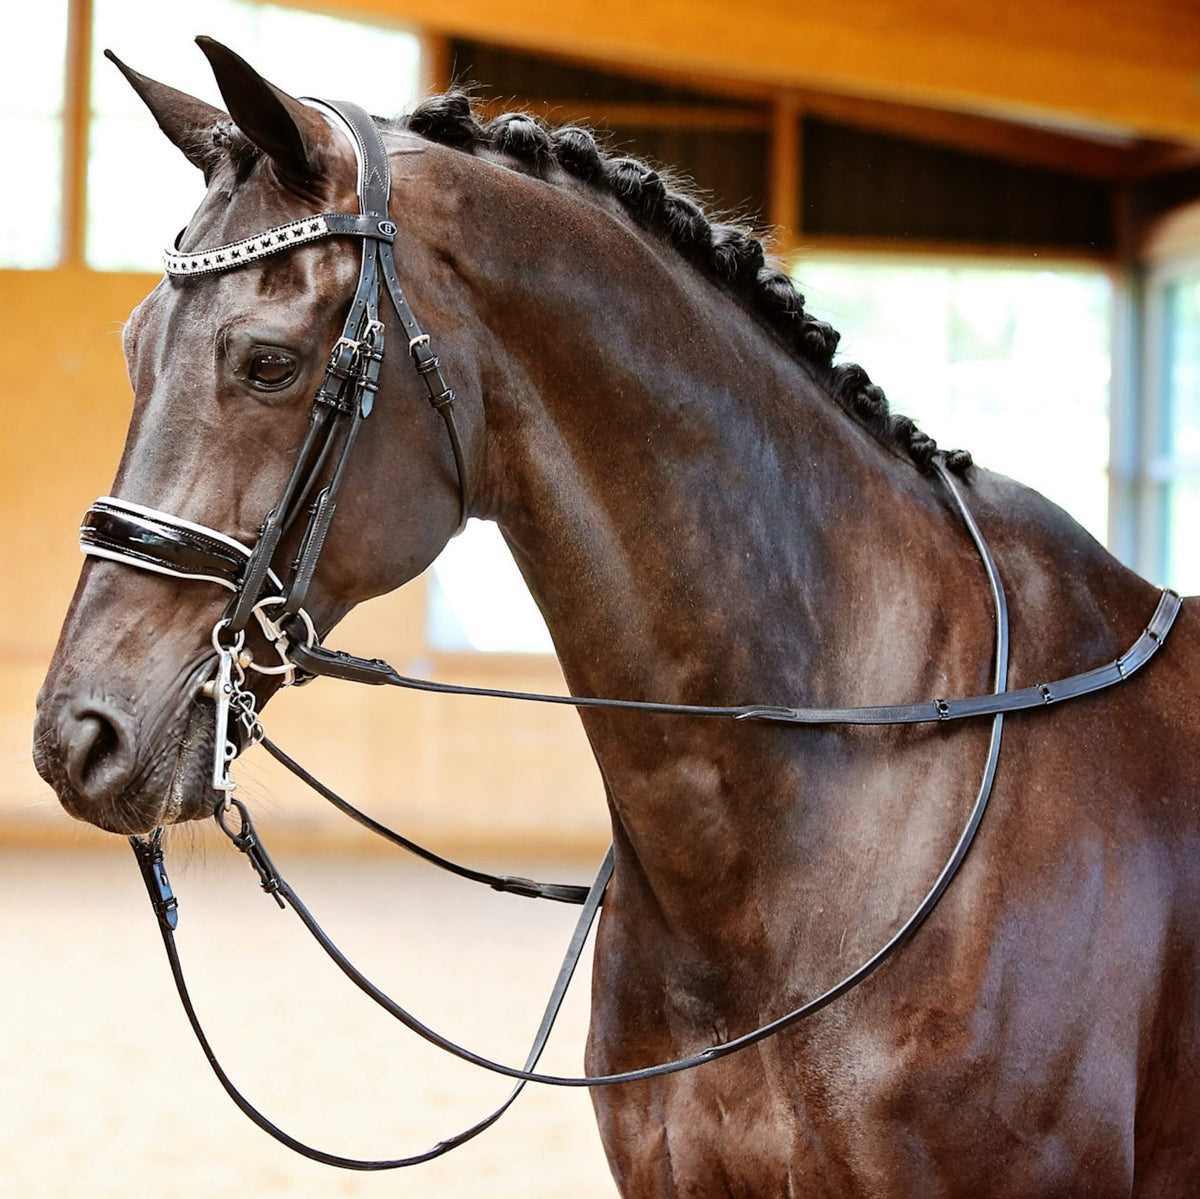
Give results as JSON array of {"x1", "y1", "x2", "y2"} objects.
[
  {"x1": 195, "y1": 36, "x2": 331, "y2": 184},
  {"x1": 104, "y1": 50, "x2": 227, "y2": 178}
]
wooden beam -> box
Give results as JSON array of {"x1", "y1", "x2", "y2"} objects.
[
  {"x1": 463, "y1": 88, "x2": 1200, "y2": 189},
  {"x1": 791, "y1": 91, "x2": 1143, "y2": 183},
  {"x1": 419, "y1": 30, "x2": 451, "y2": 94},
  {"x1": 1126, "y1": 142, "x2": 1200, "y2": 183},
  {"x1": 62, "y1": 0, "x2": 92, "y2": 267},
  {"x1": 332, "y1": 0, "x2": 1200, "y2": 145},
  {"x1": 438, "y1": 36, "x2": 1200, "y2": 186},
  {"x1": 768, "y1": 95, "x2": 800, "y2": 234},
  {"x1": 456, "y1": 78, "x2": 1200, "y2": 191}
]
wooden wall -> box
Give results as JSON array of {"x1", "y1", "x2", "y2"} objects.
[
  {"x1": 448, "y1": 39, "x2": 1143, "y2": 257},
  {"x1": 6, "y1": 0, "x2": 1200, "y2": 854}
]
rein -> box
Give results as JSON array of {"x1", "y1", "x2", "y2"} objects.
[{"x1": 85, "y1": 98, "x2": 1184, "y2": 1169}]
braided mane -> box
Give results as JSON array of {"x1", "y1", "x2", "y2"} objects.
[{"x1": 396, "y1": 94, "x2": 971, "y2": 475}]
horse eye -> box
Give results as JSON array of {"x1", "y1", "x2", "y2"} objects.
[{"x1": 247, "y1": 349, "x2": 297, "y2": 389}]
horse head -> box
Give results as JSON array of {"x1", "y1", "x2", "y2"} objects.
[{"x1": 34, "y1": 40, "x2": 475, "y2": 833}]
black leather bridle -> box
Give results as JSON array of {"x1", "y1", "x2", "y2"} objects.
[
  {"x1": 82, "y1": 99, "x2": 1183, "y2": 1170},
  {"x1": 82, "y1": 97, "x2": 470, "y2": 793}
]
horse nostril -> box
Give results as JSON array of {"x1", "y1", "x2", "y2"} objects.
[{"x1": 63, "y1": 704, "x2": 136, "y2": 803}]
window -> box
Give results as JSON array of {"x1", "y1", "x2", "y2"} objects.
[
  {"x1": 1157, "y1": 270, "x2": 1200, "y2": 592},
  {"x1": 428, "y1": 521, "x2": 554, "y2": 653},
  {"x1": 0, "y1": 0, "x2": 69, "y2": 268},
  {"x1": 87, "y1": 0, "x2": 421, "y2": 271},
  {"x1": 793, "y1": 256, "x2": 1113, "y2": 544},
  {"x1": 1144, "y1": 256, "x2": 1200, "y2": 593}
]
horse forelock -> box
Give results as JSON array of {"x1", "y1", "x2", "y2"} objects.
[
  {"x1": 210, "y1": 119, "x2": 259, "y2": 177},
  {"x1": 394, "y1": 92, "x2": 972, "y2": 477}
]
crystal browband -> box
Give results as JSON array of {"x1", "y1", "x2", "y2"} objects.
[
  {"x1": 80, "y1": 496, "x2": 280, "y2": 592},
  {"x1": 163, "y1": 211, "x2": 396, "y2": 277}
]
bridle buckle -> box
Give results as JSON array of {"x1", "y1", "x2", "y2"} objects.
[{"x1": 328, "y1": 335, "x2": 365, "y2": 378}]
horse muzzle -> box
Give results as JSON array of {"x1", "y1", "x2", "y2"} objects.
[{"x1": 34, "y1": 685, "x2": 220, "y2": 834}]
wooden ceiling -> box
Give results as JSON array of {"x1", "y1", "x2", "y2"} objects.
[{"x1": 342, "y1": 0, "x2": 1200, "y2": 146}]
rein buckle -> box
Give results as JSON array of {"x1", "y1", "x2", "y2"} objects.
[
  {"x1": 327, "y1": 335, "x2": 364, "y2": 378},
  {"x1": 215, "y1": 798, "x2": 286, "y2": 908}
]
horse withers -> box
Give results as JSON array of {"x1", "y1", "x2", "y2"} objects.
[{"x1": 34, "y1": 38, "x2": 1200, "y2": 1197}]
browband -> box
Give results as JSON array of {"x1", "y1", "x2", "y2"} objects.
[
  {"x1": 80, "y1": 496, "x2": 280, "y2": 593},
  {"x1": 163, "y1": 212, "x2": 395, "y2": 277}
]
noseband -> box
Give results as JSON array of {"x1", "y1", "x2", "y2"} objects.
[
  {"x1": 81, "y1": 495, "x2": 280, "y2": 591},
  {"x1": 79, "y1": 99, "x2": 1185, "y2": 1171}
]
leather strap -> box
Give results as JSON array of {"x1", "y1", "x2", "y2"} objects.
[
  {"x1": 130, "y1": 462, "x2": 1015, "y2": 1104},
  {"x1": 222, "y1": 99, "x2": 468, "y2": 630},
  {"x1": 81, "y1": 497, "x2": 270, "y2": 592},
  {"x1": 280, "y1": 459, "x2": 1177, "y2": 728},
  {"x1": 286, "y1": 588, "x2": 1180, "y2": 730},
  {"x1": 131, "y1": 822, "x2": 612, "y2": 1169},
  {"x1": 740, "y1": 585, "x2": 1180, "y2": 725},
  {"x1": 260, "y1": 736, "x2": 591, "y2": 904},
  {"x1": 379, "y1": 238, "x2": 472, "y2": 533},
  {"x1": 86, "y1": 485, "x2": 1177, "y2": 733},
  {"x1": 163, "y1": 212, "x2": 392, "y2": 277}
]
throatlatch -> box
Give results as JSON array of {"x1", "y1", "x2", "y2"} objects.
[{"x1": 85, "y1": 95, "x2": 1183, "y2": 1170}]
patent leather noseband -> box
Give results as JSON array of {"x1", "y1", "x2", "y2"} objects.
[{"x1": 81, "y1": 496, "x2": 277, "y2": 591}]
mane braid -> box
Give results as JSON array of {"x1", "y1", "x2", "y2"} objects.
[{"x1": 396, "y1": 93, "x2": 972, "y2": 476}]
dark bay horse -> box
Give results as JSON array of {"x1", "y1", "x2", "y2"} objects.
[{"x1": 33, "y1": 39, "x2": 1200, "y2": 1196}]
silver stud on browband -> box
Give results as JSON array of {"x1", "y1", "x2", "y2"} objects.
[{"x1": 163, "y1": 214, "x2": 338, "y2": 277}]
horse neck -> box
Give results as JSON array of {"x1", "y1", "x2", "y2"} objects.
[
  {"x1": 466, "y1": 208, "x2": 983, "y2": 721},
  {"x1": 436, "y1": 171, "x2": 1001, "y2": 931}
]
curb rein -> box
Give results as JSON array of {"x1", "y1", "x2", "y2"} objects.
[{"x1": 85, "y1": 100, "x2": 1183, "y2": 1170}]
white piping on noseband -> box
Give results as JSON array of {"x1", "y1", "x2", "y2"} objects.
[{"x1": 79, "y1": 496, "x2": 308, "y2": 682}]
